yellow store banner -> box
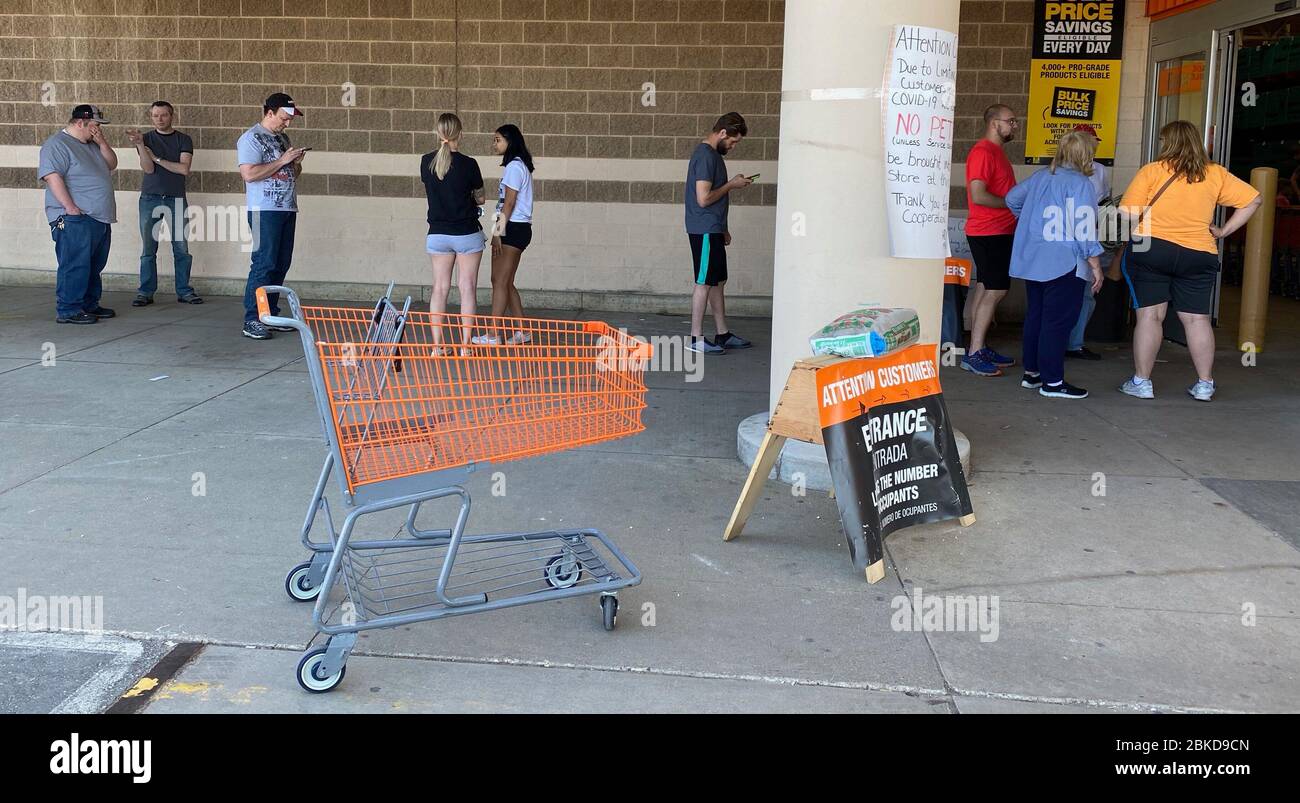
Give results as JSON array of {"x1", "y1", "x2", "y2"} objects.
[{"x1": 1025, "y1": 0, "x2": 1126, "y2": 165}]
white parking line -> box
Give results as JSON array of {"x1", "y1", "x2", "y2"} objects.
[{"x1": 0, "y1": 630, "x2": 144, "y2": 714}]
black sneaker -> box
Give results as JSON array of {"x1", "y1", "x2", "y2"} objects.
[
  {"x1": 132, "y1": 295, "x2": 153, "y2": 307},
  {"x1": 242, "y1": 320, "x2": 272, "y2": 340},
  {"x1": 716, "y1": 332, "x2": 752, "y2": 349},
  {"x1": 86, "y1": 306, "x2": 115, "y2": 319},
  {"x1": 1020, "y1": 372, "x2": 1043, "y2": 389},
  {"x1": 177, "y1": 293, "x2": 204, "y2": 304},
  {"x1": 685, "y1": 337, "x2": 724, "y2": 354},
  {"x1": 1039, "y1": 381, "x2": 1089, "y2": 399},
  {"x1": 1065, "y1": 347, "x2": 1102, "y2": 361},
  {"x1": 56, "y1": 311, "x2": 97, "y2": 325}
]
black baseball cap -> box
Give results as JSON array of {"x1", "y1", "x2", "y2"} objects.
[
  {"x1": 264, "y1": 93, "x2": 305, "y2": 116},
  {"x1": 71, "y1": 104, "x2": 109, "y2": 123}
]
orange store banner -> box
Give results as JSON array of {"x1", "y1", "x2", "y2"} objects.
[{"x1": 944, "y1": 258, "x2": 972, "y2": 286}]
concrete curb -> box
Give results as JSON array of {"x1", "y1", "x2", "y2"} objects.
[
  {"x1": 0, "y1": 266, "x2": 775, "y2": 317},
  {"x1": 736, "y1": 411, "x2": 973, "y2": 492}
]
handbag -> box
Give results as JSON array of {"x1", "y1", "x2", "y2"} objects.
[{"x1": 1106, "y1": 171, "x2": 1180, "y2": 281}]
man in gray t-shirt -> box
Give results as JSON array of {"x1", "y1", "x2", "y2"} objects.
[
  {"x1": 127, "y1": 101, "x2": 201, "y2": 305},
  {"x1": 37, "y1": 104, "x2": 119, "y2": 324},
  {"x1": 683, "y1": 112, "x2": 752, "y2": 355},
  {"x1": 236, "y1": 93, "x2": 308, "y2": 339}
]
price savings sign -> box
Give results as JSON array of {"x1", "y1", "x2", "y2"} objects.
[{"x1": 1025, "y1": 0, "x2": 1126, "y2": 165}]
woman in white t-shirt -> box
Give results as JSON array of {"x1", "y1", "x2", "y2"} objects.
[{"x1": 473, "y1": 124, "x2": 535, "y2": 345}]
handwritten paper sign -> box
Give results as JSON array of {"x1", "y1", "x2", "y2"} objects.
[{"x1": 883, "y1": 25, "x2": 958, "y2": 259}]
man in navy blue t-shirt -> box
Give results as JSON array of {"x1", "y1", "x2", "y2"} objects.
[{"x1": 684, "y1": 112, "x2": 753, "y2": 354}]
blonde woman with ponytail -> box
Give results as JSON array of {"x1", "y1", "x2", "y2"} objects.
[{"x1": 419, "y1": 112, "x2": 485, "y2": 350}]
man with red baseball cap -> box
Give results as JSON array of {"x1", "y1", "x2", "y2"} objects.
[
  {"x1": 237, "y1": 93, "x2": 309, "y2": 339},
  {"x1": 1066, "y1": 123, "x2": 1110, "y2": 361}
]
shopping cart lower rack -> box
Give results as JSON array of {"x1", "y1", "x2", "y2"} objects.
[{"x1": 257, "y1": 284, "x2": 651, "y2": 693}]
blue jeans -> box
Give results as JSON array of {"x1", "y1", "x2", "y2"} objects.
[
  {"x1": 1023, "y1": 271, "x2": 1085, "y2": 386},
  {"x1": 138, "y1": 194, "x2": 194, "y2": 298},
  {"x1": 941, "y1": 283, "x2": 962, "y2": 348},
  {"x1": 1067, "y1": 279, "x2": 1095, "y2": 352},
  {"x1": 243, "y1": 210, "x2": 297, "y2": 322},
  {"x1": 51, "y1": 214, "x2": 111, "y2": 318}
]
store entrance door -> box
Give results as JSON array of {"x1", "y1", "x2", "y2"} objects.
[{"x1": 1147, "y1": 30, "x2": 1233, "y2": 343}]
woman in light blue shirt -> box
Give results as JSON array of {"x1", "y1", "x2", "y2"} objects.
[{"x1": 1005, "y1": 131, "x2": 1105, "y2": 399}]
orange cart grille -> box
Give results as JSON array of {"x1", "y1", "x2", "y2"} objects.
[{"x1": 300, "y1": 305, "x2": 651, "y2": 493}]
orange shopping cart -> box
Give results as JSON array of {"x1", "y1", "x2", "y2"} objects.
[{"x1": 257, "y1": 284, "x2": 651, "y2": 693}]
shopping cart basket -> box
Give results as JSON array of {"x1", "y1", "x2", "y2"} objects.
[{"x1": 257, "y1": 284, "x2": 651, "y2": 693}]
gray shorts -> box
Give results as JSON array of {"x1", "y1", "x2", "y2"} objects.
[{"x1": 426, "y1": 232, "x2": 484, "y2": 255}]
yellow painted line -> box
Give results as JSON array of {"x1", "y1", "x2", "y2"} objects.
[{"x1": 120, "y1": 677, "x2": 159, "y2": 698}]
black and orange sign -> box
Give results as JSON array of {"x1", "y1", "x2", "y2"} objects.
[{"x1": 816, "y1": 345, "x2": 974, "y2": 574}]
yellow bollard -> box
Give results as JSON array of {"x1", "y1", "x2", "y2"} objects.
[{"x1": 1238, "y1": 167, "x2": 1277, "y2": 353}]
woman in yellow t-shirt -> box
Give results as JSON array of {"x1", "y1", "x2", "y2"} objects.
[{"x1": 1117, "y1": 121, "x2": 1261, "y2": 402}]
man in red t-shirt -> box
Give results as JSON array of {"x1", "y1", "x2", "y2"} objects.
[{"x1": 961, "y1": 104, "x2": 1020, "y2": 377}]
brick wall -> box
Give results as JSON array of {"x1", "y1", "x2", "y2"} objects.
[{"x1": 0, "y1": 0, "x2": 783, "y2": 205}]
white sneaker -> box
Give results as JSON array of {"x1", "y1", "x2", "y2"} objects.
[
  {"x1": 506, "y1": 330, "x2": 532, "y2": 344},
  {"x1": 470, "y1": 334, "x2": 499, "y2": 345},
  {"x1": 1187, "y1": 380, "x2": 1215, "y2": 402},
  {"x1": 1119, "y1": 377, "x2": 1154, "y2": 399}
]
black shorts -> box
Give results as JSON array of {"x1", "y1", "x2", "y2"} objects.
[
  {"x1": 688, "y1": 233, "x2": 727, "y2": 286},
  {"x1": 1122, "y1": 237, "x2": 1218, "y2": 314},
  {"x1": 500, "y1": 221, "x2": 532, "y2": 251},
  {"x1": 967, "y1": 233, "x2": 1014, "y2": 291}
]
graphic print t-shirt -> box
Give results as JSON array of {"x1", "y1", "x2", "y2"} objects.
[{"x1": 236, "y1": 123, "x2": 296, "y2": 212}]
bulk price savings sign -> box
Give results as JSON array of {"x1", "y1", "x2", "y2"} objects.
[
  {"x1": 1025, "y1": 0, "x2": 1125, "y2": 165},
  {"x1": 817, "y1": 344, "x2": 974, "y2": 580}
]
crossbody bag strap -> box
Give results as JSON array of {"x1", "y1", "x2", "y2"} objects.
[{"x1": 1137, "y1": 171, "x2": 1181, "y2": 226}]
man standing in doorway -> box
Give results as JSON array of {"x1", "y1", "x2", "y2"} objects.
[
  {"x1": 961, "y1": 104, "x2": 1020, "y2": 377},
  {"x1": 237, "y1": 92, "x2": 307, "y2": 340},
  {"x1": 1066, "y1": 122, "x2": 1108, "y2": 361},
  {"x1": 684, "y1": 112, "x2": 753, "y2": 354},
  {"x1": 128, "y1": 101, "x2": 202, "y2": 307},
  {"x1": 38, "y1": 104, "x2": 118, "y2": 325}
]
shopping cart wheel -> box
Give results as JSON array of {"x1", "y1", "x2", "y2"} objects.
[
  {"x1": 284, "y1": 562, "x2": 321, "y2": 602},
  {"x1": 544, "y1": 554, "x2": 581, "y2": 589},
  {"x1": 296, "y1": 647, "x2": 346, "y2": 693},
  {"x1": 601, "y1": 594, "x2": 618, "y2": 631}
]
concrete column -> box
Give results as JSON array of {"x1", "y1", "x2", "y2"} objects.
[{"x1": 767, "y1": 0, "x2": 962, "y2": 408}]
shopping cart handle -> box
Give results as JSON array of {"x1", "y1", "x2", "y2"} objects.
[{"x1": 255, "y1": 286, "x2": 305, "y2": 332}]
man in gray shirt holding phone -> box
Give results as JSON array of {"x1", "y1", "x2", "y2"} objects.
[
  {"x1": 237, "y1": 92, "x2": 308, "y2": 340},
  {"x1": 684, "y1": 112, "x2": 753, "y2": 354}
]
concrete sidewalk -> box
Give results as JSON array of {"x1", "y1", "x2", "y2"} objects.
[{"x1": 1, "y1": 284, "x2": 1297, "y2": 713}]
